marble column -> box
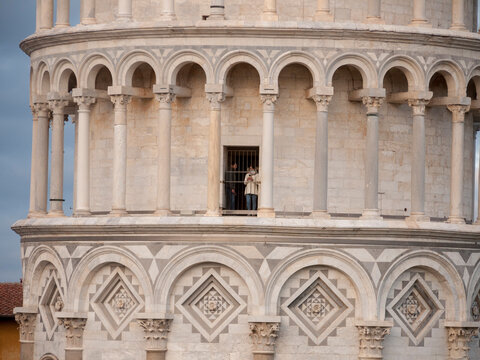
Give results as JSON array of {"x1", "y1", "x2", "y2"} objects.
[
  {"x1": 356, "y1": 322, "x2": 392, "y2": 360},
  {"x1": 73, "y1": 96, "x2": 96, "y2": 216},
  {"x1": 34, "y1": 102, "x2": 50, "y2": 216},
  {"x1": 205, "y1": 92, "x2": 225, "y2": 216},
  {"x1": 410, "y1": 0, "x2": 430, "y2": 26},
  {"x1": 445, "y1": 324, "x2": 479, "y2": 360},
  {"x1": 447, "y1": 104, "x2": 470, "y2": 224},
  {"x1": 56, "y1": 0, "x2": 70, "y2": 27},
  {"x1": 36, "y1": 0, "x2": 42, "y2": 32},
  {"x1": 58, "y1": 315, "x2": 88, "y2": 360},
  {"x1": 451, "y1": 0, "x2": 466, "y2": 31},
  {"x1": 160, "y1": 0, "x2": 176, "y2": 20},
  {"x1": 40, "y1": 0, "x2": 54, "y2": 30},
  {"x1": 14, "y1": 311, "x2": 37, "y2": 360},
  {"x1": 312, "y1": 95, "x2": 332, "y2": 218},
  {"x1": 262, "y1": 0, "x2": 278, "y2": 21},
  {"x1": 137, "y1": 316, "x2": 173, "y2": 360},
  {"x1": 48, "y1": 99, "x2": 69, "y2": 216},
  {"x1": 249, "y1": 320, "x2": 281, "y2": 360},
  {"x1": 28, "y1": 107, "x2": 39, "y2": 217},
  {"x1": 110, "y1": 95, "x2": 132, "y2": 216},
  {"x1": 155, "y1": 93, "x2": 175, "y2": 216},
  {"x1": 81, "y1": 0, "x2": 96, "y2": 25},
  {"x1": 407, "y1": 99, "x2": 430, "y2": 222},
  {"x1": 476, "y1": 124, "x2": 480, "y2": 225},
  {"x1": 366, "y1": 0, "x2": 383, "y2": 23},
  {"x1": 361, "y1": 96, "x2": 384, "y2": 220},
  {"x1": 258, "y1": 95, "x2": 277, "y2": 218},
  {"x1": 209, "y1": 0, "x2": 225, "y2": 20},
  {"x1": 117, "y1": 0, "x2": 133, "y2": 21},
  {"x1": 316, "y1": 0, "x2": 333, "y2": 21}
]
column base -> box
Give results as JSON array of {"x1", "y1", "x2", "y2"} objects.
[
  {"x1": 47, "y1": 210, "x2": 66, "y2": 217},
  {"x1": 110, "y1": 209, "x2": 128, "y2": 217},
  {"x1": 261, "y1": 12, "x2": 278, "y2": 21},
  {"x1": 447, "y1": 216, "x2": 466, "y2": 224},
  {"x1": 406, "y1": 213, "x2": 430, "y2": 222},
  {"x1": 450, "y1": 24, "x2": 467, "y2": 31},
  {"x1": 257, "y1": 208, "x2": 275, "y2": 218},
  {"x1": 65, "y1": 349, "x2": 83, "y2": 360},
  {"x1": 154, "y1": 209, "x2": 171, "y2": 217},
  {"x1": 81, "y1": 18, "x2": 96, "y2": 25},
  {"x1": 55, "y1": 23, "x2": 70, "y2": 28},
  {"x1": 27, "y1": 211, "x2": 47, "y2": 218},
  {"x1": 252, "y1": 352, "x2": 275, "y2": 360},
  {"x1": 360, "y1": 209, "x2": 383, "y2": 220},
  {"x1": 73, "y1": 210, "x2": 91, "y2": 217},
  {"x1": 146, "y1": 349, "x2": 167, "y2": 360},
  {"x1": 205, "y1": 209, "x2": 221, "y2": 217},
  {"x1": 116, "y1": 15, "x2": 133, "y2": 22},
  {"x1": 311, "y1": 210, "x2": 331, "y2": 219},
  {"x1": 365, "y1": 16, "x2": 385, "y2": 24},
  {"x1": 208, "y1": 15, "x2": 225, "y2": 20},
  {"x1": 409, "y1": 19, "x2": 432, "y2": 27},
  {"x1": 315, "y1": 12, "x2": 333, "y2": 22},
  {"x1": 159, "y1": 13, "x2": 176, "y2": 21}
]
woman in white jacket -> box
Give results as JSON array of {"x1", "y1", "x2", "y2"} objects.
[{"x1": 244, "y1": 166, "x2": 259, "y2": 211}]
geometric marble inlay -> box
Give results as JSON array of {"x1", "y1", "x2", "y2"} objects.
[
  {"x1": 281, "y1": 271, "x2": 354, "y2": 345},
  {"x1": 39, "y1": 274, "x2": 64, "y2": 340},
  {"x1": 91, "y1": 267, "x2": 144, "y2": 339},
  {"x1": 387, "y1": 274, "x2": 444, "y2": 345},
  {"x1": 176, "y1": 269, "x2": 246, "y2": 342}
]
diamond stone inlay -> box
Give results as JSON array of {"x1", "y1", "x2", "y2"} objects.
[
  {"x1": 281, "y1": 271, "x2": 354, "y2": 345},
  {"x1": 39, "y1": 274, "x2": 64, "y2": 340},
  {"x1": 387, "y1": 274, "x2": 444, "y2": 345},
  {"x1": 91, "y1": 268, "x2": 144, "y2": 339},
  {"x1": 176, "y1": 269, "x2": 246, "y2": 342}
]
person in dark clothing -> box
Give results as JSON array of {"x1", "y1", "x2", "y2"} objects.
[{"x1": 226, "y1": 163, "x2": 238, "y2": 210}]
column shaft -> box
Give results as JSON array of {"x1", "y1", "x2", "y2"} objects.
[
  {"x1": 316, "y1": 0, "x2": 333, "y2": 21},
  {"x1": 258, "y1": 95, "x2": 277, "y2": 217},
  {"x1": 155, "y1": 93, "x2": 175, "y2": 215},
  {"x1": 28, "y1": 109, "x2": 38, "y2": 216},
  {"x1": 15, "y1": 312, "x2": 37, "y2": 360},
  {"x1": 73, "y1": 97, "x2": 96, "y2": 216},
  {"x1": 447, "y1": 105, "x2": 469, "y2": 224},
  {"x1": 451, "y1": 0, "x2": 466, "y2": 30},
  {"x1": 262, "y1": 0, "x2": 278, "y2": 21},
  {"x1": 367, "y1": 0, "x2": 382, "y2": 22},
  {"x1": 209, "y1": 0, "x2": 225, "y2": 20},
  {"x1": 312, "y1": 96, "x2": 331, "y2": 217},
  {"x1": 40, "y1": 0, "x2": 54, "y2": 29},
  {"x1": 117, "y1": 0, "x2": 133, "y2": 21},
  {"x1": 411, "y1": 0, "x2": 430, "y2": 26},
  {"x1": 477, "y1": 128, "x2": 480, "y2": 224},
  {"x1": 160, "y1": 0, "x2": 176, "y2": 19},
  {"x1": 81, "y1": 0, "x2": 96, "y2": 24},
  {"x1": 49, "y1": 101, "x2": 69, "y2": 216},
  {"x1": 56, "y1": 0, "x2": 70, "y2": 27},
  {"x1": 36, "y1": 0, "x2": 42, "y2": 32},
  {"x1": 146, "y1": 351, "x2": 166, "y2": 360},
  {"x1": 110, "y1": 95, "x2": 131, "y2": 215},
  {"x1": 206, "y1": 93, "x2": 224, "y2": 216},
  {"x1": 35, "y1": 104, "x2": 50, "y2": 215}
]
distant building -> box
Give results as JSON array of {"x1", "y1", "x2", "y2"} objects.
[
  {"x1": 11, "y1": 0, "x2": 480, "y2": 360},
  {"x1": 0, "y1": 283, "x2": 22, "y2": 360}
]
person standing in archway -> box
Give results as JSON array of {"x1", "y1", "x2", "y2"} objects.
[{"x1": 244, "y1": 165, "x2": 259, "y2": 211}]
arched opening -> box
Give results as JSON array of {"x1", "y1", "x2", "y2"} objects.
[
  {"x1": 467, "y1": 77, "x2": 480, "y2": 223},
  {"x1": 58, "y1": 69, "x2": 77, "y2": 94},
  {"x1": 94, "y1": 66, "x2": 113, "y2": 90},
  {"x1": 131, "y1": 63, "x2": 155, "y2": 89},
  {"x1": 40, "y1": 71, "x2": 51, "y2": 95},
  {"x1": 429, "y1": 72, "x2": 449, "y2": 98}
]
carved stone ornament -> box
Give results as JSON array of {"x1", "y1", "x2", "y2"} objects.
[
  {"x1": 155, "y1": 92, "x2": 176, "y2": 105},
  {"x1": 137, "y1": 318, "x2": 172, "y2": 350},
  {"x1": 249, "y1": 321, "x2": 280, "y2": 354},
  {"x1": 408, "y1": 98, "x2": 430, "y2": 116},
  {"x1": 206, "y1": 92, "x2": 225, "y2": 110},
  {"x1": 58, "y1": 317, "x2": 87, "y2": 349},
  {"x1": 447, "y1": 104, "x2": 470, "y2": 123},
  {"x1": 312, "y1": 95, "x2": 332, "y2": 112},
  {"x1": 48, "y1": 99, "x2": 70, "y2": 115},
  {"x1": 362, "y1": 96, "x2": 384, "y2": 115},
  {"x1": 357, "y1": 325, "x2": 391, "y2": 359},
  {"x1": 15, "y1": 312, "x2": 37, "y2": 342},
  {"x1": 110, "y1": 94, "x2": 132, "y2": 108},
  {"x1": 260, "y1": 94, "x2": 278, "y2": 110},
  {"x1": 446, "y1": 326, "x2": 479, "y2": 360},
  {"x1": 73, "y1": 96, "x2": 96, "y2": 110},
  {"x1": 33, "y1": 102, "x2": 51, "y2": 117}
]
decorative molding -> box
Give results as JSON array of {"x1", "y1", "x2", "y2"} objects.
[
  {"x1": 206, "y1": 92, "x2": 225, "y2": 110},
  {"x1": 33, "y1": 102, "x2": 51, "y2": 117},
  {"x1": 445, "y1": 325, "x2": 479, "y2": 360},
  {"x1": 137, "y1": 317, "x2": 173, "y2": 350},
  {"x1": 73, "y1": 96, "x2": 96, "y2": 111},
  {"x1": 155, "y1": 93, "x2": 176, "y2": 107},
  {"x1": 408, "y1": 98, "x2": 430, "y2": 116},
  {"x1": 58, "y1": 317, "x2": 87, "y2": 349},
  {"x1": 356, "y1": 323, "x2": 392, "y2": 359},
  {"x1": 110, "y1": 94, "x2": 132, "y2": 108},
  {"x1": 312, "y1": 95, "x2": 332, "y2": 112},
  {"x1": 48, "y1": 99, "x2": 70, "y2": 115},
  {"x1": 249, "y1": 321, "x2": 280, "y2": 354},
  {"x1": 14, "y1": 312, "x2": 37, "y2": 343},
  {"x1": 447, "y1": 104, "x2": 470, "y2": 123},
  {"x1": 362, "y1": 96, "x2": 384, "y2": 115}
]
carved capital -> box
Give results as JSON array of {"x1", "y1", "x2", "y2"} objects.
[
  {"x1": 15, "y1": 312, "x2": 37, "y2": 342},
  {"x1": 58, "y1": 317, "x2": 87, "y2": 349},
  {"x1": 446, "y1": 326, "x2": 479, "y2": 359},
  {"x1": 137, "y1": 318, "x2": 172, "y2": 350},
  {"x1": 206, "y1": 92, "x2": 225, "y2": 110},
  {"x1": 362, "y1": 96, "x2": 384, "y2": 115},
  {"x1": 447, "y1": 104, "x2": 470, "y2": 123},
  {"x1": 33, "y1": 102, "x2": 50, "y2": 117},
  {"x1": 312, "y1": 95, "x2": 332, "y2": 112},
  {"x1": 73, "y1": 96, "x2": 96, "y2": 111},
  {"x1": 110, "y1": 94, "x2": 132, "y2": 109},
  {"x1": 357, "y1": 325, "x2": 391, "y2": 359},
  {"x1": 48, "y1": 99, "x2": 70, "y2": 115},
  {"x1": 249, "y1": 321, "x2": 280, "y2": 354},
  {"x1": 408, "y1": 98, "x2": 430, "y2": 116},
  {"x1": 260, "y1": 94, "x2": 278, "y2": 110},
  {"x1": 155, "y1": 93, "x2": 176, "y2": 109}
]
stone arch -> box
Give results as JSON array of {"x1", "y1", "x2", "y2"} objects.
[
  {"x1": 52, "y1": 58, "x2": 78, "y2": 93},
  {"x1": 155, "y1": 245, "x2": 264, "y2": 314},
  {"x1": 40, "y1": 354, "x2": 59, "y2": 360},
  {"x1": 162, "y1": 50, "x2": 214, "y2": 85},
  {"x1": 78, "y1": 53, "x2": 116, "y2": 89},
  {"x1": 117, "y1": 50, "x2": 160, "y2": 87},
  {"x1": 215, "y1": 50, "x2": 268, "y2": 85},
  {"x1": 466, "y1": 260, "x2": 480, "y2": 320},
  {"x1": 36, "y1": 61, "x2": 51, "y2": 95},
  {"x1": 325, "y1": 53, "x2": 377, "y2": 89},
  {"x1": 378, "y1": 55, "x2": 425, "y2": 92},
  {"x1": 377, "y1": 250, "x2": 467, "y2": 322},
  {"x1": 466, "y1": 66, "x2": 480, "y2": 100},
  {"x1": 68, "y1": 246, "x2": 154, "y2": 313},
  {"x1": 269, "y1": 51, "x2": 323, "y2": 88},
  {"x1": 23, "y1": 245, "x2": 67, "y2": 308},
  {"x1": 265, "y1": 248, "x2": 377, "y2": 320},
  {"x1": 426, "y1": 59, "x2": 466, "y2": 97}
]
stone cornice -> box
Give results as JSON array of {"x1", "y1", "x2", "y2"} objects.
[
  {"x1": 11, "y1": 217, "x2": 480, "y2": 247},
  {"x1": 20, "y1": 21, "x2": 480, "y2": 56}
]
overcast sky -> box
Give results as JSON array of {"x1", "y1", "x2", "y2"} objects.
[{"x1": 0, "y1": 2, "x2": 478, "y2": 283}]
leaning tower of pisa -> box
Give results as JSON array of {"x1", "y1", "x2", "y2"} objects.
[{"x1": 11, "y1": 0, "x2": 480, "y2": 359}]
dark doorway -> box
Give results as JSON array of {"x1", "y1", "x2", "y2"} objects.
[{"x1": 224, "y1": 146, "x2": 259, "y2": 212}]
